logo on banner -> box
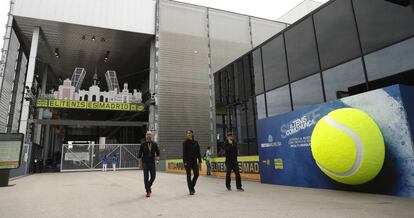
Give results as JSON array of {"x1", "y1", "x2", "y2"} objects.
[
  {"x1": 268, "y1": 134, "x2": 273, "y2": 143},
  {"x1": 261, "y1": 134, "x2": 281, "y2": 148},
  {"x1": 281, "y1": 107, "x2": 321, "y2": 138},
  {"x1": 274, "y1": 158, "x2": 284, "y2": 169}
]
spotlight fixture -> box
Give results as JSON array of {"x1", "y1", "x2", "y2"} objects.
[
  {"x1": 81, "y1": 35, "x2": 86, "y2": 40},
  {"x1": 104, "y1": 50, "x2": 110, "y2": 62},
  {"x1": 54, "y1": 48, "x2": 59, "y2": 58},
  {"x1": 92, "y1": 36, "x2": 96, "y2": 41}
]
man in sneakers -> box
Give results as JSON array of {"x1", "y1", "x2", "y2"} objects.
[
  {"x1": 224, "y1": 132, "x2": 244, "y2": 192},
  {"x1": 138, "y1": 131, "x2": 160, "y2": 198}
]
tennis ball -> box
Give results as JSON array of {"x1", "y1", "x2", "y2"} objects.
[{"x1": 310, "y1": 108, "x2": 385, "y2": 185}]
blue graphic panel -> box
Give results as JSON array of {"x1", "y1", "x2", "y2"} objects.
[{"x1": 258, "y1": 85, "x2": 414, "y2": 197}]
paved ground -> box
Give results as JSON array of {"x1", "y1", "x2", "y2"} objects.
[{"x1": 1, "y1": 171, "x2": 414, "y2": 218}]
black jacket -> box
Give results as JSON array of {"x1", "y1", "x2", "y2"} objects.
[
  {"x1": 224, "y1": 141, "x2": 238, "y2": 163},
  {"x1": 182, "y1": 139, "x2": 202, "y2": 165},
  {"x1": 138, "y1": 141, "x2": 160, "y2": 163}
]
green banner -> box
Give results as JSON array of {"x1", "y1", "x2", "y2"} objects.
[{"x1": 36, "y1": 99, "x2": 145, "y2": 112}]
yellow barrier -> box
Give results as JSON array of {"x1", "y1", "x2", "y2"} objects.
[{"x1": 165, "y1": 156, "x2": 260, "y2": 181}]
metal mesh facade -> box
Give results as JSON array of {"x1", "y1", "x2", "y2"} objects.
[
  {"x1": 0, "y1": 31, "x2": 20, "y2": 132},
  {"x1": 157, "y1": 0, "x2": 287, "y2": 159},
  {"x1": 158, "y1": 1, "x2": 211, "y2": 159}
]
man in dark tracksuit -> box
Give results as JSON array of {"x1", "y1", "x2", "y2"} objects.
[
  {"x1": 138, "y1": 131, "x2": 160, "y2": 198},
  {"x1": 224, "y1": 132, "x2": 244, "y2": 191},
  {"x1": 183, "y1": 129, "x2": 202, "y2": 195}
]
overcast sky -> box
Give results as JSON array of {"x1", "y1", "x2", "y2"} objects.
[{"x1": 0, "y1": 0, "x2": 327, "y2": 50}]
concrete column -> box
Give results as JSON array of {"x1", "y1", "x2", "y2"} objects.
[
  {"x1": 43, "y1": 124, "x2": 50, "y2": 164},
  {"x1": 41, "y1": 65, "x2": 48, "y2": 95},
  {"x1": 148, "y1": 39, "x2": 157, "y2": 138},
  {"x1": 19, "y1": 27, "x2": 40, "y2": 142},
  {"x1": 35, "y1": 65, "x2": 48, "y2": 144}
]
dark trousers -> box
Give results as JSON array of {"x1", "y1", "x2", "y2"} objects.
[
  {"x1": 206, "y1": 160, "x2": 211, "y2": 175},
  {"x1": 226, "y1": 161, "x2": 242, "y2": 189},
  {"x1": 185, "y1": 163, "x2": 199, "y2": 192},
  {"x1": 142, "y1": 162, "x2": 156, "y2": 192}
]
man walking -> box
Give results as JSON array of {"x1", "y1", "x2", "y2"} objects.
[
  {"x1": 224, "y1": 132, "x2": 244, "y2": 191},
  {"x1": 138, "y1": 131, "x2": 160, "y2": 198},
  {"x1": 183, "y1": 129, "x2": 202, "y2": 195}
]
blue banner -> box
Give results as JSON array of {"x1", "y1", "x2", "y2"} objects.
[{"x1": 258, "y1": 85, "x2": 414, "y2": 197}]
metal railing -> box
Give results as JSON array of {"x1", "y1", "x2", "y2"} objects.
[{"x1": 61, "y1": 144, "x2": 141, "y2": 172}]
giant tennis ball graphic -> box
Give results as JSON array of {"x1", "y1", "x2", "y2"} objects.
[{"x1": 310, "y1": 108, "x2": 385, "y2": 185}]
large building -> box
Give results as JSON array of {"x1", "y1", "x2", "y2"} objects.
[
  {"x1": 0, "y1": 0, "x2": 293, "y2": 175},
  {"x1": 214, "y1": 0, "x2": 414, "y2": 156}
]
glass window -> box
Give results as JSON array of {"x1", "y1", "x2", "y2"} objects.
[
  {"x1": 252, "y1": 49, "x2": 264, "y2": 94},
  {"x1": 365, "y1": 37, "x2": 414, "y2": 81},
  {"x1": 291, "y1": 74, "x2": 324, "y2": 110},
  {"x1": 323, "y1": 58, "x2": 366, "y2": 101},
  {"x1": 214, "y1": 72, "x2": 221, "y2": 104},
  {"x1": 353, "y1": 0, "x2": 414, "y2": 54},
  {"x1": 220, "y1": 66, "x2": 234, "y2": 105},
  {"x1": 314, "y1": 0, "x2": 360, "y2": 70},
  {"x1": 246, "y1": 98, "x2": 257, "y2": 155},
  {"x1": 243, "y1": 55, "x2": 253, "y2": 98},
  {"x1": 262, "y1": 35, "x2": 289, "y2": 90},
  {"x1": 266, "y1": 85, "x2": 292, "y2": 117},
  {"x1": 285, "y1": 17, "x2": 320, "y2": 82},
  {"x1": 234, "y1": 61, "x2": 244, "y2": 102},
  {"x1": 235, "y1": 105, "x2": 248, "y2": 156},
  {"x1": 220, "y1": 71, "x2": 228, "y2": 105},
  {"x1": 227, "y1": 66, "x2": 235, "y2": 104},
  {"x1": 256, "y1": 94, "x2": 266, "y2": 119}
]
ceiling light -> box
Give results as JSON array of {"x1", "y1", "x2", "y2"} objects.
[
  {"x1": 92, "y1": 36, "x2": 96, "y2": 41},
  {"x1": 82, "y1": 35, "x2": 86, "y2": 40},
  {"x1": 104, "y1": 51, "x2": 110, "y2": 62},
  {"x1": 54, "y1": 48, "x2": 59, "y2": 58}
]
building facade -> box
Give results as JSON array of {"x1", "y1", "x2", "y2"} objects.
[
  {"x1": 214, "y1": 0, "x2": 414, "y2": 156},
  {"x1": 0, "y1": 0, "x2": 291, "y2": 172}
]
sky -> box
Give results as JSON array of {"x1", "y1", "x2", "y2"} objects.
[{"x1": 0, "y1": 0, "x2": 328, "y2": 51}]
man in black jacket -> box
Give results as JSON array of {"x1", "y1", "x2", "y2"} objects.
[
  {"x1": 138, "y1": 131, "x2": 160, "y2": 198},
  {"x1": 224, "y1": 132, "x2": 244, "y2": 191},
  {"x1": 182, "y1": 129, "x2": 202, "y2": 195}
]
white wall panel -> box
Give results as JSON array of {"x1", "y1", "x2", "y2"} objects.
[
  {"x1": 251, "y1": 18, "x2": 286, "y2": 47},
  {"x1": 277, "y1": 0, "x2": 322, "y2": 24},
  {"x1": 14, "y1": 0, "x2": 155, "y2": 34},
  {"x1": 209, "y1": 9, "x2": 252, "y2": 73}
]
